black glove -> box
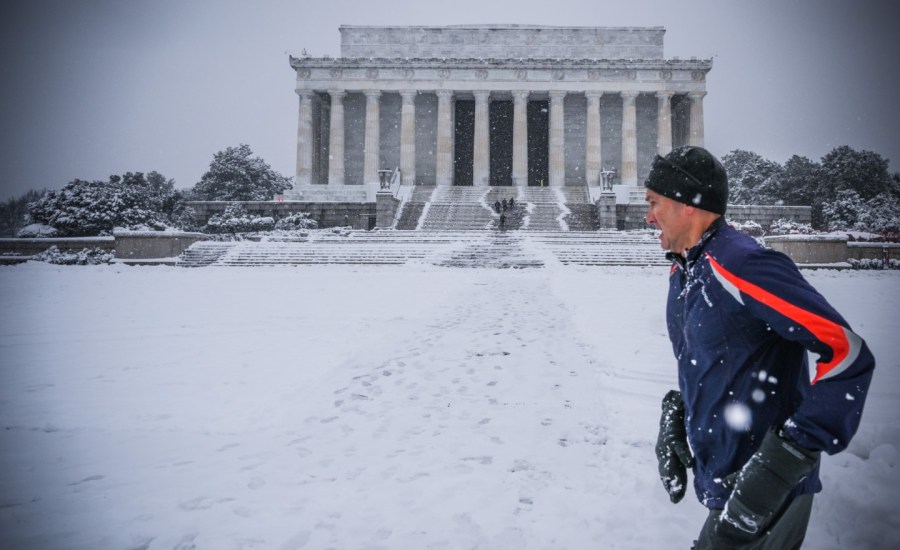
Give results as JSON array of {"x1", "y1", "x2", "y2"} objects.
[
  {"x1": 706, "y1": 428, "x2": 819, "y2": 547},
  {"x1": 655, "y1": 390, "x2": 694, "y2": 503}
]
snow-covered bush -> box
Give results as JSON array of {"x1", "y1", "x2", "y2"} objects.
[
  {"x1": 167, "y1": 204, "x2": 201, "y2": 232},
  {"x1": 17, "y1": 223, "x2": 58, "y2": 238},
  {"x1": 204, "y1": 204, "x2": 275, "y2": 234},
  {"x1": 820, "y1": 189, "x2": 865, "y2": 232},
  {"x1": 33, "y1": 246, "x2": 114, "y2": 265},
  {"x1": 766, "y1": 219, "x2": 816, "y2": 235},
  {"x1": 847, "y1": 258, "x2": 900, "y2": 270},
  {"x1": 853, "y1": 194, "x2": 900, "y2": 235},
  {"x1": 728, "y1": 219, "x2": 764, "y2": 237},
  {"x1": 274, "y1": 212, "x2": 317, "y2": 230}
]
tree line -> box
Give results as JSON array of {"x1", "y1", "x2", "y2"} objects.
[
  {"x1": 722, "y1": 146, "x2": 899, "y2": 234},
  {"x1": 2, "y1": 144, "x2": 898, "y2": 237},
  {"x1": 4, "y1": 144, "x2": 292, "y2": 237}
]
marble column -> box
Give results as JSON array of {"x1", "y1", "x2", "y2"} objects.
[
  {"x1": 621, "y1": 91, "x2": 638, "y2": 187},
  {"x1": 473, "y1": 91, "x2": 490, "y2": 187},
  {"x1": 688, "y1": 91, "x2": 706, "y2": 147},
  {"x1": 585, "y1": 91, "x2": 603, "y2": 187},
  {"x1": 295, "y1": 90, "x2": 314, "y2": 186},
  {"x1": 656, "y1": 91, "x2": 674, "y2": 156},
  {"x1": 400, "y1": 90, "x2": 417, "y2": 186},
  {"x1": 512, "y1": 91, "x2": 529, "y2": 187},
  {"x1": 327, "y1": 89, "x2": 346, "y2": 187},
  {"x1": 364, "y1": 90, "x2": 382, "y2": 185},
  {"x1": 549, "y1": 90, "x2": 566, "y2": 187},
  {"x1": 436, "y1": 91, "x2": 454, "y2": 186}
]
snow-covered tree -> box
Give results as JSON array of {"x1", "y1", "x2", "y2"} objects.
[
  {"x1": 0, "y1": 188, "x2": 46, "y2": 237},
  {"x1": 820, "y1": 189, "x2": 864, "y2": 231},
  {"x1": 820, "y1": 146, "x2": 895, "y2": 201},
  {"x1": 192, "y1": 144, "x2": 292, "y2": 201},
  {"x1": 721, "y1": 150, "x2": 783, "y2": 205},
  {"x1": 27, "y1": 172, "x2": 177, "y2": 236},
  {"x1": 777, "y1": 155, "x2": 821, "y2": 207}
]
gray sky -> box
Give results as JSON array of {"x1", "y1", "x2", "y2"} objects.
[{"x1": 1, "y1": 0, "x2": 898, "y2": 200}]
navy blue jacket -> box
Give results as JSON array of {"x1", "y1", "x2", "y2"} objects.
[{"x1": 666, "y1": 218, "x2": 875, "y2": 509}]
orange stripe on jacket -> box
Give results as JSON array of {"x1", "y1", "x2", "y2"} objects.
[{"x1": 706, "y1": 253, "x2": 860, "y2": 384}]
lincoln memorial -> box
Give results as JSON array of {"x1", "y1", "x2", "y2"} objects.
[{"x1": 287, "y1": 25, "x2": 711, "y2": 206}]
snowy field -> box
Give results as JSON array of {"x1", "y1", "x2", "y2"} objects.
[{"x1": 0, "y1": 262, "x2": 898, "y2": 550}]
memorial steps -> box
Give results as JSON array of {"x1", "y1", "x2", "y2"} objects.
[
  {"x1": 394, "y1": 186, "x2": 599, "y2": 232},
  {"x1": 178, "y1": 230, "x2": 669, "y2": 268}
]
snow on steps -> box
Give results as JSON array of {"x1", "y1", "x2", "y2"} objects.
[{"x1": 178, "y1": 230, "x2": 668, "y2": 268}]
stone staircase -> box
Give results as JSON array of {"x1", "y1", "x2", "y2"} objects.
[
  {"x1": 177, "y1": 230, "x2": 669, "y2": 268},
  {"x1": 528, "y1": 230, "x2": 666, "y2": 266},
  {"x1": 518, "y1": 188, "x2": 566, "y2": 231},
  {"x1": 178, "y1": 242, "x2": 237, "y2": 267},
  {"x1": 395, "y1": 202, "x2": 424, "y2": 230},
  {"x1": 565, "y1": 204, "x2": 600, "y2": 231},
  {"x1": 418, "y1": 187, "x2": 496, "y2": 231},
  {"x1": 393, "y1": 185, "x2": 598, "y2": 232},
  {"x1": 436, "y1": 231, "x2": 544, "y2": 268}
]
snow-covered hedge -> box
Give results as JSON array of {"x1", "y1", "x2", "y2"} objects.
[
  {"x1": 33, "y1": 246, "x2": 114, "y2": 265},
  {"x1": 204, "y1": 204, "x2": 275, "y2": 234},
  {"x1": 202, "y1": 206, "x2": 317, "y2": 234},
  {"x1": 847, "y1": 258, "x2": 900, "y2": 270},
  {"x1": 274, "y1": 212, "x2": 317, "y2": 230},
  {"x1": 766, "y1": 219, "x2": 816, "y2": 235}
]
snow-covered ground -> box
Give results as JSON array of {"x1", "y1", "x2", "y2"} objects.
[{"x1": 0, "y1": 262, "x2": 897, "y2": 549}]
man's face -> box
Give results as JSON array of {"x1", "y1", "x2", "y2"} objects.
[{"x1": 645, "y1": 189, "x2": 689, "y2": 252}]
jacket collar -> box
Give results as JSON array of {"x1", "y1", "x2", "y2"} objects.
[{"x1": 666, "y1": 216, "x2": 726, "y2": 270}]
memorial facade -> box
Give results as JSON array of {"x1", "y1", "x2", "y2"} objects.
[{"x1": 289, "y1": 25, "x2": 712, "y2": 197}]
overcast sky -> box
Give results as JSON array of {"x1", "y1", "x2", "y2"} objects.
[{"x1": 1, "y1": 0, "x2": 898, "y2": 200}]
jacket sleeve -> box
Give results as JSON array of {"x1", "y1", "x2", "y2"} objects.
[{"x1": 706, "y1": 248, "x2": 876, "y2": 455}]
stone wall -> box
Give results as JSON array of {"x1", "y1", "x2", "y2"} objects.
[
  {"x1": 113, "y1": 231, "x2": 207, "y2": 260},
  {"x1": 614, "y1": 204, "x2": 812, "y2": 230},
  {"x1": 766, "y1": 236, "x2": 900, "y2": 264},
  {"x1": 0, "y1": 237, "x2": 115, "y2": 256},
  {"x1": 764, "y1": 236, "x2": 849, "y2": 264},
  {"x1": 725, "y1": 205, "x2": 812, "y2": 226}
]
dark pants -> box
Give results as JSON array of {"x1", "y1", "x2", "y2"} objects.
[{"x1": 694, "y1": 494, "x2": 814, "y2": 550}]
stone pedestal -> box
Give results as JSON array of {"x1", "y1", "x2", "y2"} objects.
[
  {"x1": 595, "y1": 193, "x2": 617, "y2": 229},
  {"x1": 375, "y1": 191, "x2": 400, "y2": 228}
]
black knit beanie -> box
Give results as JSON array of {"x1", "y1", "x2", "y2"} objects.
[{"x1": 644, "y1": 146, "x2": 728, "y2": 215}]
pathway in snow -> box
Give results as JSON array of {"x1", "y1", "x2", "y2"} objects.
[{"x1": 268, "y1": 271, "x2": 631, "y2": 549}]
